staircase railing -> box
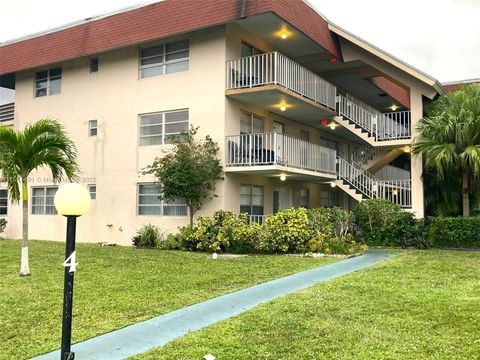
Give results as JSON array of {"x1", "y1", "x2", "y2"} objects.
[
  {"x1": 337, "y1": 95, "x2": 411, "y2": 141},
  {"x1": 337, "y1": 157, "x2": 376, "y2": 198},
  {"x1": 337, "y1": 156, "x2": 412, "y2": 207}
]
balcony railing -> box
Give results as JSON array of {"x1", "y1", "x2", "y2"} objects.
[
  {"x1": 226, "y1": 132, "x2": 337, "y2": 175},
  {"x1": 226, "y1": 52, "x2": 337, "y2": 110},
  {"x1": 247, "y1": 214, "x2": 266, "y2": 225},
  {"x1": 376, "y1": 180, "x2": 412, "y2": 208},
  {"x1": 0, "y1": 103, "x2": 14, "y2": 122}
]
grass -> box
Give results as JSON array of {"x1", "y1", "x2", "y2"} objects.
[
  {"x1": 0, "y1": 239, "x2": 337, "y2": 359},
  {"x1": 132, "y1": 250, "x2": 480, "y2": 360}
]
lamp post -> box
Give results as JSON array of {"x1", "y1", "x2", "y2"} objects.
[{"x1": 54, "y1": 183, "x2": 91, "y2": 360}]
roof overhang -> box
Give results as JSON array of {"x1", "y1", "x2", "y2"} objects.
[
  {"x1": 328, "y1": 23, "x2": 445, "y2": 97},
  {"x1": 0, "y1": 0, "x2": 341, "y2": 76}
]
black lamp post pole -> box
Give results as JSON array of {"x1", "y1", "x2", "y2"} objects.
[{"x1": 61, "y1": 215, "x2": 78, "y2": 360}]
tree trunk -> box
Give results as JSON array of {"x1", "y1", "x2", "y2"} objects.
[
  {"x1": 462, "y1": 171, "x2": 470, "y2": 217},
  {"x1": 188, "y1": 205, "x2": 194, "y2": 226},
  {"x1": 20, "y1": 180, "x2": 31, "y2": 276}
]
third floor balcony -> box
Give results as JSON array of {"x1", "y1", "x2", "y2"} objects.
[{"x1": 226, "y1": 52, "x2": 337, "y2": 122}]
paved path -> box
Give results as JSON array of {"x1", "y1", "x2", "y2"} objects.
[{"x1": 34, "y1": 251, "x2": 395, "y2": 360}]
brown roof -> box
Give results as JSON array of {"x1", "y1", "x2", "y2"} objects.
[
  {"x1": 442, "y1": 78, "x2": 480, "y2": 93},
  {"x1": 0, "y1": 0, "x2": 340, "y2": 75}
]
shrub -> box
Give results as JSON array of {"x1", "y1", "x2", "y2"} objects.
[
  {"x1": 307, "y1": 233, "x2": 367, "y2": 255},
  {"x1": 0, "y1": 219, "x2": 6, "y2": 233},
  {"x1": 426, "y1": 217, "x2": 480, "y2": 248},
  {"x1": 259, "y1": 208, "x2": 314, "y2": 253},
  {"x1": 132, "y1": 224, "x2": 162, "y2": 248},
  {"x1": 165, "y1": 211, "x2": 252, "y2": 253},
  {"x1": 351, "y1": 199, "x2": 417, "y2": 247}
]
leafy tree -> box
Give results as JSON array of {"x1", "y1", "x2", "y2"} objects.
[
  {"x1": 413, "y1": 84, "x2": 480, "y2": 216},
  {"x1": 143, "y1": 126, "x2": 223, "y2": 225},
  {"x1": 0, "y1": 119, "x2": 79, "y2": 275}
]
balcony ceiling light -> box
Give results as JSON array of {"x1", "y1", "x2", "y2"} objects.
[
  {"x1": 280, "y1": 175, "x2": 287, "y2": 181},
  {"x1": 330, "y1": 182, "x2": 337, "y2": 188},
  {"x1": 280, "y1": 105, "x2": 287, "y2": 111},
  {"x1": 329, "y1": 122, "x2": 337, "y2": 130},
  {"x1": 390, "y1": 104, "x2": 399, "y2": 111},
  {"x1": 281, "y1": 33, "x2": 288, "y2": 39}
]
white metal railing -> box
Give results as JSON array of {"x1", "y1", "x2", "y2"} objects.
[
  {"x1": 248, "y1": 214, "x2": 266, "y2": 225},
  {"x1": 226, "y1": 132, "x2": 337, "y2": 174},
  {"x1": 375, "y1": 165, "x2": 411, "y2": 181},
  {"x1": 226, "y1": 52, "x2": 337, "y2": 109},
  {"x1": 337, "y1": 156, "x2": 412, "y2": 207},
  {"x1": 376, "y1": 111, "x2": 411, "y2": 141},
  {"x1": 338, "y1": 94, "x2": 374, "y2": 133},
  {"x1": 377, "y1": 180, "x2": 412, "y2": 207},
  {"x1": 337, "y1": 157, "x2": 376, "y2": 198},
  {"x1": 0, "y1": 103, "x2": 14, "y2": 122},
  {"x1": 337, "y1": 95, "x2": 411, "y2": 141}
]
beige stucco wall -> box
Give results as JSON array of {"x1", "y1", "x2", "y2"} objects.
[{"x1": 2, "y1": 22, "x2": 430, "y2": 245}]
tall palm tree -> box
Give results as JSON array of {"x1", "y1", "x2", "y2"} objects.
[
  {"x1": 0, "y1": 119, "x2": 79, "y2": 275},
  {"x1": 413, "y1": 84, "x2": 480, "y2": 216}
]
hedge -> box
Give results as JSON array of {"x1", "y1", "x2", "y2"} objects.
[{"x1": 427, "y1": 217, "x2": 480, "y2": 248}]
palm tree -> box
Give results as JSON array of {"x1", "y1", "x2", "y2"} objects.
[
  {"x1": 413, "y1": 84, "x2": 480, "y2": 216},
  {"x1": 0, "y1": 119, "x2": 79, "y2": 275}
]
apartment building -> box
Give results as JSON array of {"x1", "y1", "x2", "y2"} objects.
[{"x1": 0, "y1": 0, "x2": 444, "y2": 245}]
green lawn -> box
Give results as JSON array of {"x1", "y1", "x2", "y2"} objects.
[
  {"x1": 0, "y1": 239, "x2": 337, "y2": 359},
  {"x1": 133, "y1": 250, "x2": 480, "y2": 360}
]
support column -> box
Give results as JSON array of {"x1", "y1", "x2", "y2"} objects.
[{"x1": 410, "y1": 88, "x2": 424, "y2": 218}]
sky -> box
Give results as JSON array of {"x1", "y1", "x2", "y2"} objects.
[{"x1": 0, "y1": 0, "x2": 478, "y2": 94}]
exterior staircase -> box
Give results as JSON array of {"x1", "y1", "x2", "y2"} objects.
[
  {"x1": 336, "y1": 156, "x2": 412, "y2": 208},
  {"x1": 335, "y1": 94, "x2": 412, "y2": 145}
]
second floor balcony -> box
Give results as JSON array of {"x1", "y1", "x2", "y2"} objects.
[
  {"x1": 226, "y1": 52, "x2": 337, "y2": 122},
  {"x1": 225, "y1": 132, "x2": 337, "y2": 181}
]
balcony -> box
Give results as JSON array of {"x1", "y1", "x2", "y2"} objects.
[
  {"x1": 0, "y1": 103, "x2": 14, "y2": 124},
  {"x1": 225, "y1": 132, "x2": 337, "y2": 181},
  {"x1": 226, "y1": 52, "x2": 337, "y2": 122}
]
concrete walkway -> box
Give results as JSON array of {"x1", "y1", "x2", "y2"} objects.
[{"x1": 34, "y1": 251, "x2": 395, "y2": 360}]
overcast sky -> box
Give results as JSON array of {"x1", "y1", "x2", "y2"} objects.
[{"x1": 0, "y1": 0, "x2": 478, "y2": 87}]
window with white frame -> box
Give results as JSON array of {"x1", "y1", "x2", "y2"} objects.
[
  {"x1": 89, "y1": 120, "x2": 98, "y2": 136},
  {"x1": 32, "y1": 187, "x2": 58, "y2": 215},
  {"x1": 320, "y1": 190, "x2": 338, "y2": 207},
  {"x1": 240, "y1": 185, "x2": 264, "y2": 215},
  {"x1": 299, "y1": 188, "x2": 309, "y2": 208},
  {"x1": 240, "y1": 111, "x2": 264, "y2": 134},
  {"x1": 139, "y1": 39, "x2": 189, "y2": 78},
  {"x1": 241, "y1": 42, "x2": 263, "y2": 58},
  {"x1": 88, "y1": 185, "x2": 96, "y2": 200},
  {"x1": 0, "y1": 189, "x2": 7, "y2": 215},
  {"x1": 139, "y1": 110, "x2": 188, "y2": 146},
  {"x1": 137, "y1": 183, "x2": 187, "y2": 216},
  {"x1": 35, "y1": 68, "x2": 61, "y2": 97}
]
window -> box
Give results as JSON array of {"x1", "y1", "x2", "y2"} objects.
[
  {"x1": 89, "y1": 120, "x2": 98, "y2": 136},
  {"x1": 240, "y1": 111, "x2": 264, "y2": 134},
  {"x1": 35, "y1": 68, "x2": 61, "y2": 97},
  {"x1": 90, "y1": 57, "x2": 99, "y2": 72},
  {"x1": 300, "y1": 130, "x2": 310, "y2": 141},
  {"x1": 32, "y1": 187, "x2": 58, "y2": 215},
  {"x1": 241, "y1": 42, "x2": 263, "y2": 58},
  {"x1": 138, "y1": 183, "x2": 187, "y2": 216},
  {"x1": 0, "y1": 189, "x2": 7, "y2": 215},
  {"x1": 139, "y1": 39, "x2": 189, "y2": 78},
  {"x1": 320, "y1": 137, "x2": 339, "y2": 152},
  {"x1": 139, "y1": 110, "x2": 188, "y2": 146},
  {"x1": 88, "y1": 185, "x2": 96, "y2": 200},
  {"x1": 320, "y1": 190, "x2": 338, "y2": 207},
  {"x1": 240, "y1": 185, "x2": 264, "y2": 215},
  {"x1": 299, "y1": 188, "x2": 309, "y2": 208}
]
